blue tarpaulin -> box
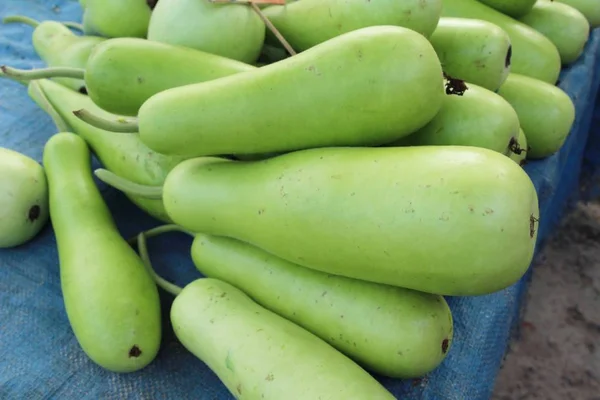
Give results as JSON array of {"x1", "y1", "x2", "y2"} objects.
[{"x1": 1, "y1": 1, "x2": 599, "y2": 399}]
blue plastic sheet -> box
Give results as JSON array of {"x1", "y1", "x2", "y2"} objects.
[{"x1": 1, "y1": 1, "x2": 599, "y2": 399}]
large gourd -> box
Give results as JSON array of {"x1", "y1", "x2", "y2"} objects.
[
  {"x1": 134, "y1": 26, "x2": 445, "y2": 158},
  {"x1": 98, "y1": 145, "x2": 540, "y2": 296}
]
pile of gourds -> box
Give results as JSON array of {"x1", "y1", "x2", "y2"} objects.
[{"x1": 0, "y1": 0, "x2": 596, "y2": 398}]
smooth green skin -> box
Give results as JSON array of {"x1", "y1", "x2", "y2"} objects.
[
  {"x1": 162, "y1": 146, "x2": 539, "y2": 296},
  {"x1": 520, "y1": 1, "x2": 590, "y2": 65},
  {"x1": 138, "y1": 26, "x2": 444, "y2": 158},
  {"x1": 509, "y1": 128, "x2": 528, "y2": 165},
  {"x1": 42, "y1": 132, "x2": 161, "y2": 373},
  {"x1": 0, "y1": 148, "x2": 49, "y2": 248},
  {"x1": 554, "y1": 0, "x2": 600, "y2": 27},
  {"x1": 429, "y1": 18, "x2": 512, "y2": 91},
  {"x1": 441, "y1": 0, "x2": 561, "y2": 84},
  {"x1": 147, "y1": 0, "x2": 265, "y2": 64},
  {"x1": 388, "y1": 81, "x2": 520, "y2": 154},
  {"x1": 190, "y1": 234, "x2": 453, "y2": 378},
  {"x1": 261, "y1": 0, "x2": 442, "y2": 52},
  {"x1": 31, "y1": 21, "x2": 105, "y2": 92},
  {"x1": 84, "y1": 38, "x2": 256, "y2": 116},
  {"x1": 171, "y1": 278, "x2": 396, "y2": 400},
  {"x1": 476, "y1": 0, "x2": 537, "y2": 18},
  {"x1": 497, "y1": 73, "x2": 575, "y2": 159},
  {"x1": 28, "y1": 79, "x2": 189, "y2": 223},
  {"x1": 82, "y1": 0, "x2": 152, "y2": 39}
]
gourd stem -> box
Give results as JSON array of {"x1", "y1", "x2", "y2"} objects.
[
  {"x1": 3, "y1": 15, "x2": 85, "y2": 32},
  {"x1": 27, "y1": 80, "x2": 71, "y2": 132},
  {"x1": 94, "y1": 168, "x2": 164, "y2": 199},
  {"x1": 2, "y1": 15, "x2": 40, "y2": 27},
  {"x1": 63, "y1": 21, "x2": 84, "y2": 31},
  {"x1": 136, "y1": 232, "x2": 183, "y2": 296},
  {"x1": 126, "y1": 224, "x2": 194, "y2": 246},
  {"x1": 73, "y1": 109, "x2": 139, "y2": 133},
  {"x1": 249, "y1": 2, "x2": 296, "y2": 56},
  {"x1": 0, "y1": 65, "x2": 85, "y2": 81}
]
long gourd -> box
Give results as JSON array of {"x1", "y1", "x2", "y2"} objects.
[
  {"x1": 134, "y1": 233, "x2": 396, "y2": 400},
  {"x1": 120, "y1": 26, "x2": 445, "y2": 158},
  {"x1": 261, "y1": 0, "x2": 442, "y2": 52},
  {"x1": 83, "y1": 38, "x2": 256, "y2": 116},
  {"x1": 441, "y1": 0, "x2": 561, "y2": 84},
  {"x1": 97, "y1": 145, "x2": 540, "y2": 296},
  {"x1": 43, "y1": 132, "x2": 161, "y2": 372}
]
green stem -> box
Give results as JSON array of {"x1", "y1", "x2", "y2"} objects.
[
  {"x1": 0, "y1": 66, "x2": 85, "y2": 81},
  {"x1": 63, "y1": 21, "x2": 84, "y2": 32},
  {"x1": 3, "y1": 15, "x2": 85, "y2": 32},
  {"x1": 28, "y1": 80, "x2": 71, "y2": 132},
  {"x1": 126, "y1": 224, "x2": 194, "y2": 245},
  {"x1": 3, "y1": 15, "x2": 40, "y2": 28},
  {"x1": 136, "y1": 232, "x2": 183, "y2": 296},
  {"x1": 94, "y1": 168, "x2": 164, "y2": 199},
  {"x1": 73, "y1": 109, "x2": 139, "y2": 133}
]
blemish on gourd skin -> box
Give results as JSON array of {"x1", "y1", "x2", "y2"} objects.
[
  {"x1": 236, "y1": 384, "x2": 242, "y2": 395},
  {"x1": 505, "y1": 45, "x2": 513, "y2": 68},
  {"x1": 128, "y1": 345, "x2": 142, "y2": 358},
  {"x1": 28, "y1": 205, "x2": 40, "y2": 222},
  {"x1": 508, "y1": 137, "x2": 526, "y2": 156},
  {"x1": 529, "y1": 214, "x2": 539, "y2": 238},
  {"x1": 265, "y1": 373, "x2": 274, "y2": 381},
  {"x1": 441, "y1": 338, "x2": 449, "y2": 354}
]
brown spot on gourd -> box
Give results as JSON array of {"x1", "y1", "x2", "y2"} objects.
[
  {"x1": 28, "y1": 205, "x2": 40, "y2": 222},
  {"x1": 237, "y1": 384, "x2": 242, "y2": 395},
  {"x1": 484, "y1": 208, "x2": 494, "y2": 215},
  {"x1": 128, "y1": 345, "x2": 142, "y2": 358},
  {"x1": 137, "y1": 76, "x2": 144, "y2": 84},
  {"x1": 530, "y1": 214, "x2": 539, "y2": 238},
  {"x1": 265, "y1": 374, "x2": 274, "y2": 381},
  {"x1": 442, "y1": 338, "x2": 449, "y2": 353}
]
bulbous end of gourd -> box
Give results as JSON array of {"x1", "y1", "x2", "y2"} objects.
[
  {"x1": 82, "y1": 0, "x2": 153, "y2": 39},
  {"x1": 0, "y1": 148, "x2": 49, "y2": 248},
  {"x1": 147, "y1": 0, "x2": 266, "y2": 64},
  {"x1": 477, "y1": 0, "x2": 537, "y2": 19},
  {"x1": 519, "y1": 0, "x2": 591, "y2": 65}
]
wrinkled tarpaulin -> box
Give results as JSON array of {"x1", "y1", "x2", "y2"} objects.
[{"x1": 0, "y1": 1, "x2": 599, "y2": 399}]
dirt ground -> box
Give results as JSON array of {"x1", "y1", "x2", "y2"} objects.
[{"x1": 491, "y1": 201, "x2": 600, "y2": 400}]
